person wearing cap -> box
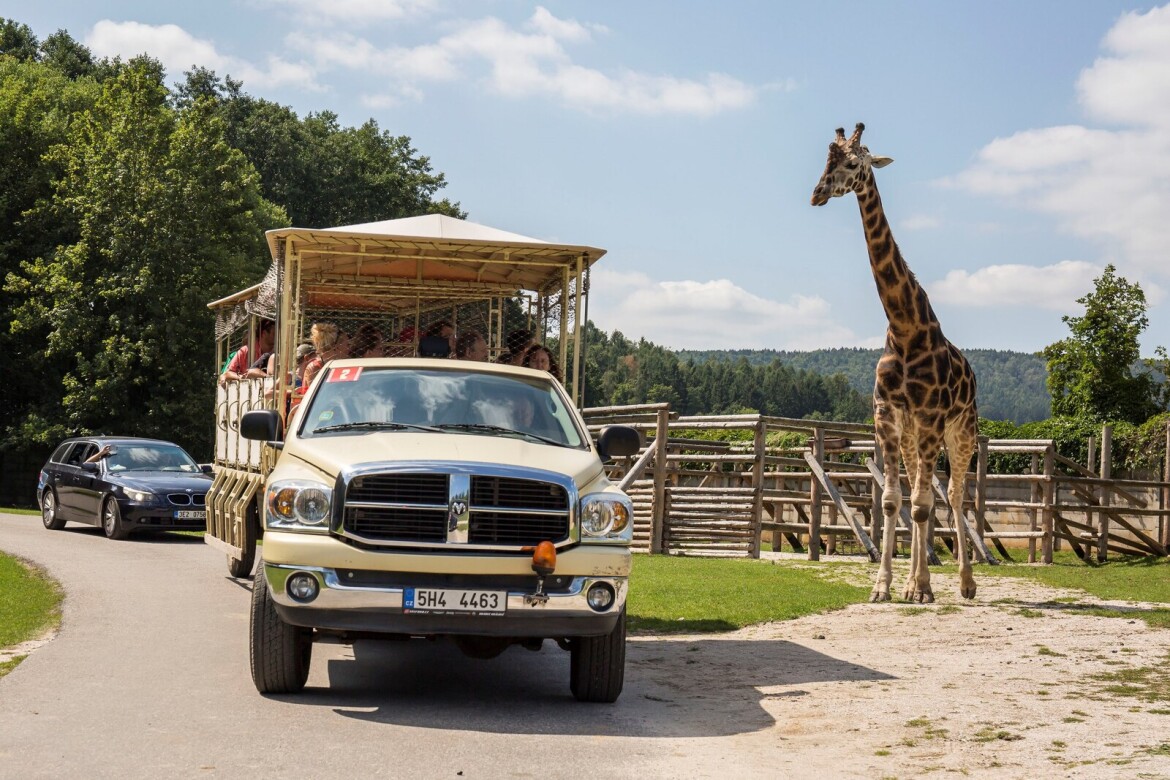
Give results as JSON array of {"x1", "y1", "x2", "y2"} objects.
[{"x1": 294, "y1": 343, "x2": 315, "y2": 387}]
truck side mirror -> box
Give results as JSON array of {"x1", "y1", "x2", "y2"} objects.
[
  {"x1": 241, "y1": 410, "x2": 283, "y2": 443},
  {"x1": 596, "y1": 425, "x2": 641, "y2": 462}
]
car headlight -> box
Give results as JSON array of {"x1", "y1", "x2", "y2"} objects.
[
  {"x1": 580, "y1": 494, "x2": 633, "y2": 541},
  {"x1": 267, "y1": 480, "x2": 332, "y2": 532},
  {"x1": 125, "y1": 489, "x2": 154, "y2": 503}
]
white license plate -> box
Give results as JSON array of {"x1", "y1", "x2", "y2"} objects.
[
  {"x1": 404, "y1": 588, "x2": 506, "y2": 616},
  {"x1": 174, "y1": 510, "x2": 205, "y2": 520}
]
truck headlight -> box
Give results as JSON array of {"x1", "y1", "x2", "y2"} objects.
[
  {"x1": 267, "y1": 480, "x2": 332, "y2": 531},
  {"x1": 580, "y1": 494, "x2": 633, "y2": 541}
]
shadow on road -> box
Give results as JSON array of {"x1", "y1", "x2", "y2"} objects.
[{"x1": 271, "y1": 635, "x2": 893, "y2": 738}]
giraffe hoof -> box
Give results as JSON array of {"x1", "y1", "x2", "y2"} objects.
[
  {"x1": 960, "y1": 583, "x2": 977, "y2": 600},
  {"x1": 903, "y1": 587, "x2": 934, "y2": 603},
  {"x1": 869, "y1": 590, "x2": 891, "y2": 603}
]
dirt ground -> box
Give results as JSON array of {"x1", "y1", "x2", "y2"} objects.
[{"x1": 628, "y1": 557, "x2": 1170, "y2": 779}]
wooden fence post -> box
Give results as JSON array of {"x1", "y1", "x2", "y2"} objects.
[
  {"x1": 975, "y1": 436, "x2": 989, "y2": 546},
  {"x1": 750, "y1": 417, "x2": 765, "y2": 559},
  {"x1": 651, "y1": 406, "x2": 669, "y2": 555},
  {"x1": 1099, "y1": 424, "x2": 1112, "y2": 563},
  {"x1": 809, "y1": 426, "x2": 825, "y2": 561},
  {"x1": 1028, "y1": 452, "x2": 1039, "y2": 563},
  {"x1": 1163, "y1": 423, "x2": 1170, "y2": 549},
  {"x1": 1042, "y1": 444, "x2": 1055, "y2": 564}
]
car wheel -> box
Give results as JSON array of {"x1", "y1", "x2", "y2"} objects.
[
  {"x1": 41, "y1": 489, "x2": 66, "y2": 530},
  {"x1": 250, "y1": 569, "x2": 312, "y2": 694},
  {"x1": 101, "y1": 496, "x2": 130, "y2": 540},
  {"x1": 569, "y1": 607, "x2": 626, "y2": 703},
  {"x1": 227, "y1": 504, "x2": 258, "y2": 579}
]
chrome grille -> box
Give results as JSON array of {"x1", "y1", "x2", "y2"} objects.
[
  {"x1": 348, "y1": 474, "x2": 448, "y2": 504},
  {"x1": 342, "y1": 471, "x2": 570, "y2": 547}
]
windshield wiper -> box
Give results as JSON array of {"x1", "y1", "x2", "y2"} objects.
[
  {"x1": 433, "y1": 423, "x2": 566, "y2": 447},
  {"x1": 313, "y1": 421, "x2": 440, "y2": 434}
]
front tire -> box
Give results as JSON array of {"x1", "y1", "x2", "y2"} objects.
[
  {"x1": 101, "y1": 496, "x2": 129, "y2": 540},
  {"x1": 42, "y1": 489, "x2": 66, "y2": 530},
  {"x1": 250, "y1": 570, "x2": 312, "y2": 694},
  {"x1": 569, "y1": 608, "x2": 626, "y2": 703}
]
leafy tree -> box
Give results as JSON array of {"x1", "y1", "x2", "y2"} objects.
[
  {"x1": 175, "y1": 68, "x2": 465, "y2": 227},
  {"x1": 38, "y1": 29, "x2": 95, "y2": 78},
  {"x1": 1042, "y1": 264, "x2": 1162, "y2": 423},
  {"x1": 0, "y1": 18, "x2": 38, "y2": 61},
  {"x1": 6, "y1": 57, "x2": 285, "y2": 455},
  {"x1": 0, "y1": 57, "x2": 99, "y2": 451}
]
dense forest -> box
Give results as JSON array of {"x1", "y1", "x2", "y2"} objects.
[
  {"x1": 675, "y1": 348, "x2": 1051, "y2": 422},
  {"x1": 579, "y1": 325, "x2": 871, "y2": 421}
]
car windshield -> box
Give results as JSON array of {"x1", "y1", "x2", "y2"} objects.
[
  {"x1": 301, "y1": 367, "x2": 585, "y2": 448},
  {"x1": 106, "y1": 444, "x2": 201, "y2": 473}
]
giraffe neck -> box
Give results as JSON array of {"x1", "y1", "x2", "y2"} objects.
[{"x1": 855, "y1": 173, "x2": 941, "y2": 348}]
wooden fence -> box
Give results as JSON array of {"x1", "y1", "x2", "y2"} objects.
[{"x1": 584, "y1": 405, "x2": 1170, "y2": 564}]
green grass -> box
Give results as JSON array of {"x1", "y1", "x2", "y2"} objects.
[
  {"x1": 0, "y1": 552, "x2": 63, "y2": 677},
  {"x1": 985, "y1": 552, "x2": 1170, "y2": 603},
  {"x1": 627, "y1": 554, "x2": 868, "y2": 633},
  {"x1": 0, "y1": 507, "x2": 40, "y2": 516}
]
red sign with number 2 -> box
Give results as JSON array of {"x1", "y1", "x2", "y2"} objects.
[{"x1": 326, "y1": 367, "x2": 363, "y2": 383}]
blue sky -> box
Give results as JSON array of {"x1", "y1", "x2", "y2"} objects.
[{"x1": 10, "y1": 1, "x2": 1170, "y2": 354}]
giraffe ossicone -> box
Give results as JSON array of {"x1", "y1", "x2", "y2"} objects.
[{"x1": 811, "y1": 122, "x2": 980, "y2": 603}]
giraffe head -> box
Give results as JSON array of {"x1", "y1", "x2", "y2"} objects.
[{"x1": 810, "y1": 123, "x2": 894, "y2": 206}]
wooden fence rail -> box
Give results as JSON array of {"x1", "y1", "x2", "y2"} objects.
[{"x1": 584, "y1": 406, "x2": 1170, "y2": 564}]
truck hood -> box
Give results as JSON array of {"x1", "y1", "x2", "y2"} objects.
[{"x1": 282, "y1": 432, "x2": 604, "y2": 487}]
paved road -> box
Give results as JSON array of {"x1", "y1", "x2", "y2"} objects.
[{"x1": 0, "y1": 512, "x2": 876, "y2": 779}]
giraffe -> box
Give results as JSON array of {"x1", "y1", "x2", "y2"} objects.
[{"x1": 810, "y1": 123, "x2": 979, "y2": 603}]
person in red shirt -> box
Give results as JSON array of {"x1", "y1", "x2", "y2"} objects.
[{"x1": 220, "y1": 320, "x2": 275, "y2": 384}]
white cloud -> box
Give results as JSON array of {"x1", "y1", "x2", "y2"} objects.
[
  {"x1": 525, "y1": 6, "x2": 606, "y2": 42},
  {"x1": 293, "y1": 8, "x2": 758, "y2": 116},
  {"x1": 948, "y1": 5, "x2": 1170, "y2": 281},
  {"x1": 588, "y1": 268, "x2": 877, "y2": 350},
  {"x1": 930, "y1": 261, "x2": 1100, "y2": 310},
  {"x1": 86, "y1": 20, "x2": 320, "y2": 91}
]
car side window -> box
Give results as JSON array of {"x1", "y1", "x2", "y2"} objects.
[
  {"x1": 50, "y1": 442, "x2": 73, "y2": 463},
  {"x1": 63, "y1": 444, "x2": 86, "y2": 467},
  {"x1": 72, "y1": 443, "x2": 98, "y2": 465}
]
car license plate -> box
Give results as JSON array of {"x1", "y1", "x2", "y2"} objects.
[
  {"x1": 403, "y1": 588, "x2": 506, "y2": 616},
  {"x1": 174, "y1": 510, "x2": 204, "y2": 520}
]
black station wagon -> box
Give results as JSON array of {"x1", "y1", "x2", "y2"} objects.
[{"x1": 38, "y1": 437, "x2": 213, "y2": 540}]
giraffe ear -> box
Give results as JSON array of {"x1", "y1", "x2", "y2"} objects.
[{"x1": 872, "y1": 156, "x2": 894, "y2": 168}]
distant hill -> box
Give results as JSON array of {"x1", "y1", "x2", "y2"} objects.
[{"x1": 674, "y1": 348, "x2": 1051, "y2": 423}]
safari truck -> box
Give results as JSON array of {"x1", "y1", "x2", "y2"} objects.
[{"x1": 205, "y1": 215, "x2": 640, "y2": 702}]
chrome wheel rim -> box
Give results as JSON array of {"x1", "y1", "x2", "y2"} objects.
[
  {"x1": 42, "y1": 492, "x2": 55, "y2": 526},
  {"x1": 103, "y1": 500, "x2": 116, "y2": 534}
]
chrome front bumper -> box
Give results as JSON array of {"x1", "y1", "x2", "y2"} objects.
[{"x1": 264, "y1": 563, "x2": 627, "y2": 637}]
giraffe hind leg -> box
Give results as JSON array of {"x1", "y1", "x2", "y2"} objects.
[
  {"x1": 902, "y1": 443, "x2": 937, "y2": 603},
  {"x1": 946, "y1": 427, "x2": 978, "y2": 599}
]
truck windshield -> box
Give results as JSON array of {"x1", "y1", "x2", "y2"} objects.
[{"x1": 300, "y1": 367, "x2": 586, "y2": 448}]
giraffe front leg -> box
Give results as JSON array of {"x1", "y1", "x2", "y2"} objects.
[{"x1": 871, "y1": 447, "x2": 901, "y2": 603}]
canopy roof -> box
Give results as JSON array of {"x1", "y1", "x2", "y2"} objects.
[{"x1": 265, "y1": 214, "x2": 606, "y2": 296}]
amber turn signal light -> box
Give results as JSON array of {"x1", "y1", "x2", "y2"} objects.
[{"x1": 530, "y1": 540, "x2": 556, "y2": 577}]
